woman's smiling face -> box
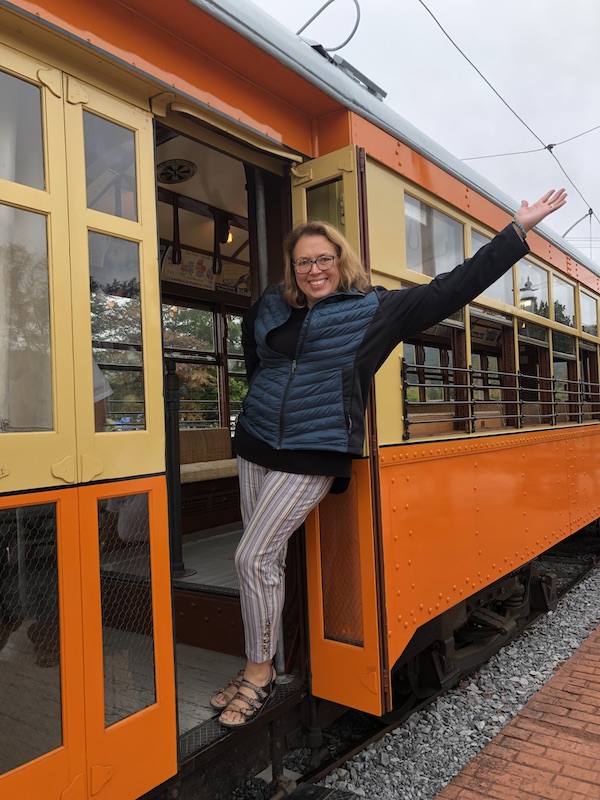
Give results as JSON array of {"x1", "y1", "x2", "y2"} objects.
[{"x1": 292, "y1": 234, "x2": 341, "y2": 307}]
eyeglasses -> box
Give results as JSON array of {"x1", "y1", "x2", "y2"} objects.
[{"x1": 292, "y1": 255, "x2": 336, "y2": 273}]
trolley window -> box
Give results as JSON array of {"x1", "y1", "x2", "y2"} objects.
[
  {"x1": 581, "y1": 292, "x2": 598, "y2": 336},
  {"x1": 552, "y1": 275, "x2": 576, "y2": 328},
  {"x1": 518, "y1": 261, "x2": 549, "y2": 318},
  {"x1": 404, "y1": 195, "x2": 464, "y2": 278}
]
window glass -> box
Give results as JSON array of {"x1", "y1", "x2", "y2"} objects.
[
  {"x1": 519, "y1": 321, "x2": 548, "y2": 343},
  {"x1": 226, "y1": 313, "x2": 246, "y2": 429},
  {"x1": 84, "y1": 111, "x2": 137, "y2": 221},
  {"x1": 553, "y1": 359, "x2": 569, "y2": 402},
  {"x1": 405, "y1": 195, "x2": 464, "y2": 277},
  {"x1": 98, "y1": 494, "x2": 156, "y2": 726},
  {"x1": 552, "y1": 276, "x2": 575, "y2": 328},
  {"x1": 552, "y1": 330, "x2": 576, "y2": 356},
  {"x1": 0, "y1": 502, "x2": 61, "y2": 772},
  {"x1": 518, "y1": 261, "x2": 549, "y2": 318},
  {"x1": 403, "y1": 343, "x2": 418, "y2": 402},
  {"x1": 89, "y1": 233, "x2": 144, "y2": 431},
  {"x1": 0, "y1": 70, "x2": 44, "y2": 189},
  {"x1": 0, "y1": 204, "x2": 51, "y2": 432},
  {"x1": 472, "y1": 352, "x2": 501, "y2": 402},
  {"x1": 306, "y1": 179, "x2": 345, "y2": 234},
  {"x1": 162, "y1": 305, "x2": 218, "y2": 427},
  {"x1": 473, "y1": 230, "x2": 513, "y2": 304},
  {"x1": 581, "y1": 292, "x2": 598, "y2": 336}
]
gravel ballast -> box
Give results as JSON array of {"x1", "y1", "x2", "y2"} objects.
[{"x1": 320, "y1": 567, "x2": 600, "y2": 800}]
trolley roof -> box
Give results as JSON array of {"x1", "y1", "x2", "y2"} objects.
[{"x1": 189, "y1": 0, "x2": 598, "y2": 276}]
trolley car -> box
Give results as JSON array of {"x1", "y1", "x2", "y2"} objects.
[{"x1": 1, "y1": 1, "x2": 599, "y2": 798}]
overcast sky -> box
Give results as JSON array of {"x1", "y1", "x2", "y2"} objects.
[{"x1": 249, "y1": 0, "x2": 600, "y2": 266}]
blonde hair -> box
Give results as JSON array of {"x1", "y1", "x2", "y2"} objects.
[{"x1": 282, "y1": 220, "x2": 370, "y2": 307}]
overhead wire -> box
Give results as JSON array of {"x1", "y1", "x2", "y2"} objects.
[{"x1": 415, "y1": 0, "x2": 599, "y2": 249}]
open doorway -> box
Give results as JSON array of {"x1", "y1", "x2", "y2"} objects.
[{"x1": 153, "y1": 121, "x2": 294, "y2": 738}]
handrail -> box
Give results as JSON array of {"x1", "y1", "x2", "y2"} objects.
[{"x1": 401, "y1": 358, "x2": 600, "y2": 440}]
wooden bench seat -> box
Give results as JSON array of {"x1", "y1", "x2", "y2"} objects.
[
  {"x1": 179, "y1": 427, "x2": 240, "y2": 533},
  {"x1": 179, "y1": 427, "x2": 238, "y2": 481}
]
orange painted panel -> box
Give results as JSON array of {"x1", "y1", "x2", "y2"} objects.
[
  {"x1": 78, "y1": 477, "x2": 176, "y2": 800},
  {"x1": 379, "y1": 428, "x2": 600, "y2": 672},
  {"x1": 0, "y1": 488, "x2": 87, "y2": 800},
  {"x1": 305, "y1": 459, "x2": 383, "y2": 715}
]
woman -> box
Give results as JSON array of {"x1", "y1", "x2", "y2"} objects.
[{"x1": 213, "y1": 189, "x2": 567, "y2": 727}]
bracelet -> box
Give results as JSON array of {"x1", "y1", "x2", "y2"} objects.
[{"x1": 512, "y1": 218, "x2": 527, "y2": 240}]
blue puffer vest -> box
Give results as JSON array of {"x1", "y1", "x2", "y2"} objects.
[{"x1": 240, "y1": 286, "x2": 379, "y2": 454}]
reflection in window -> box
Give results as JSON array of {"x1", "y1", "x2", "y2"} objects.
[
  {"x1": 403, "y1": 342, "x2": 454, "y2": 402},
  {"x1": 306, "y1": 179, "x2": 346, "y2": 234},
  {"x1": 518, "y1": 261, "x2": 549, "y2": 318},
  {"x1": 0, "y1": 70, "x2": 44, "y2": 189},
  {"x1": 163, "y1": 305, "x2": 218, "y2": 427},
  {"x1": 473, "y1": 230, "x2": 514, "y2": 304},
  {"x1": 519, "y1": 321, "x2": 548, "y2": 343},
  {"x1": 472, "y1": 352, "x2": 501, "y2": 402},
  {"x1": 98, "y1": 494, "x2": 156, "y2": 727},
  {"x1": 227, "y1": 313, "x2": 246, "y2": 428},
  {"x1": 405, "y1": 195, "x2": 464, "y2": 278},
  {"x1": 581, "y1": 292, "x2": 598, "y2": 336},
  {"x1": 552, "y1": 330, "x2": 576, "y2": 356},
  {"x1": 552, "y1": 276, "x2": 575, "y2": 328},
  {"x1": 84, "y1": 111, "x2": 137, "y2": 221},
  {"x1": 89, "y1": 232, "x2": 144, "y2": 431},
  {"x1": 0, "y1": 503, "x2": 61, "y2": 772},
  {"x1": 0, "y1": 205, "x2": 51, "y2": 432}
]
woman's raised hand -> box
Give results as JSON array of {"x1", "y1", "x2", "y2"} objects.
[{"x1": 514, "y1": 189, "x2": 568, "y2": 233}]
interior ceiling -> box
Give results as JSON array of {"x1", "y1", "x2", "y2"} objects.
[
  {"x1": 156, "y1": 132, "x2": 248, "y2": 218},
  {"x1": 155, "y1": 127, "x2": 250, "y2": 261}
]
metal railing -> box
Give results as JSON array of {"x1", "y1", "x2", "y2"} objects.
[{"x1": 401, "y1": 359, "x2": 600, "y2": 440}]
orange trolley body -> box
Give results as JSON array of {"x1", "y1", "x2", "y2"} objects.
[{"x1": 0, "y1": 1, "x2": 599, "y2": 799}]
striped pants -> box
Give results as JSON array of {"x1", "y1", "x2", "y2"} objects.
[{"x1": 236, "y1": 457, "x2": 334, "y2": 663}]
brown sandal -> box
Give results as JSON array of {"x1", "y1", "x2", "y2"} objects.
[
  {"x1": 210, "y1": 670, "x2": 244, "y2": 710},
  {"x1": 218, "y1": 674, "x2": 275, "y2": 728}
]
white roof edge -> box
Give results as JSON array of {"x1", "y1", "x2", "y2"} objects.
[{"x1": 189, "y1": 0, "x2": 598, "y2": 276}]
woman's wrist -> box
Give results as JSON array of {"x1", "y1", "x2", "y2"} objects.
[{"x1": 511, "y1": 218, "x2": 527, "y2": 241}]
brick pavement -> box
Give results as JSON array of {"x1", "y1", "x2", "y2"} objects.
[{"x1": 434, "y1": 626, "x2": 600, "y2": 800}]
